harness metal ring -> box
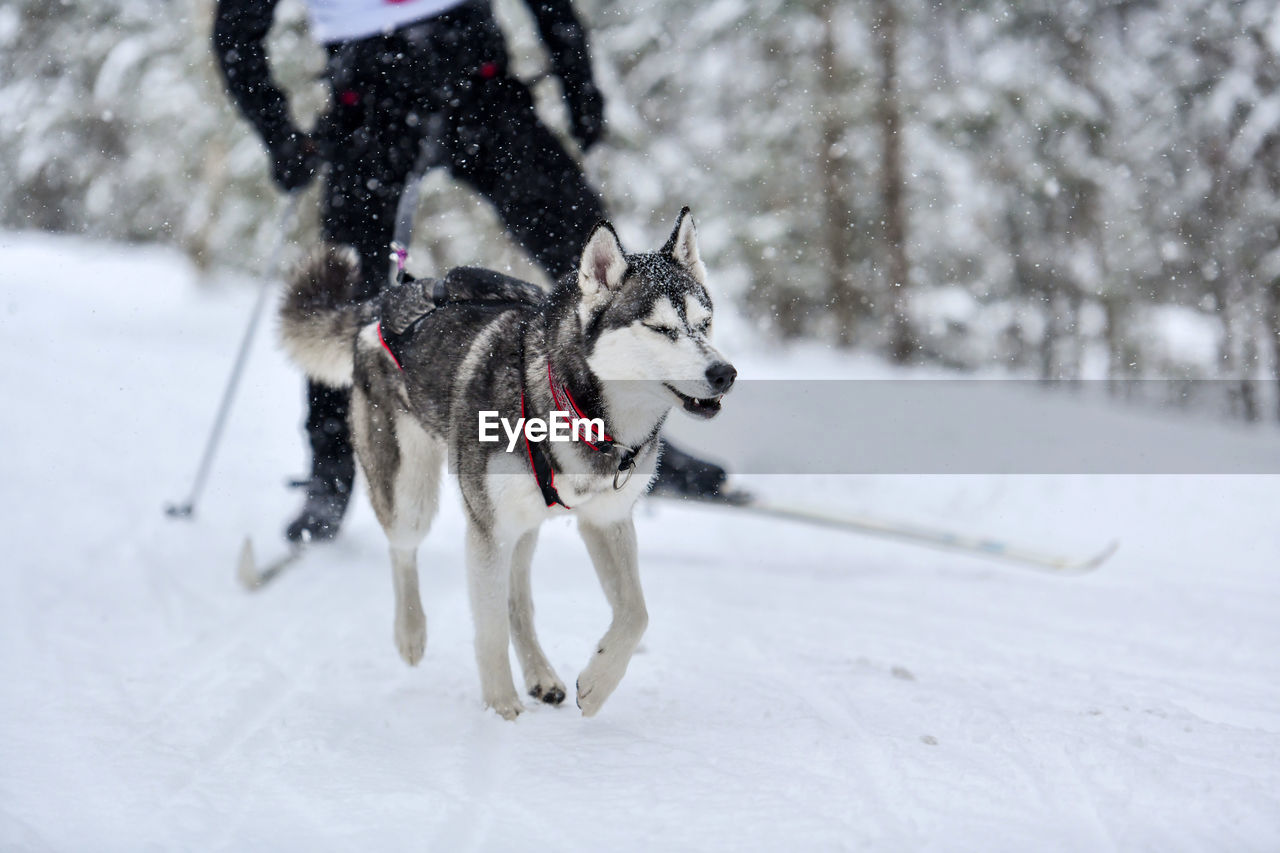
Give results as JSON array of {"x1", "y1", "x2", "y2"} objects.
[{"x1": 613, "y1": 459, "x2": 635, "y2": 490}]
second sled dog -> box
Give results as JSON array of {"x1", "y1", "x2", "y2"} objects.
[{"x1": 279, "y1": 209, "x2": 736, "y2": 718}]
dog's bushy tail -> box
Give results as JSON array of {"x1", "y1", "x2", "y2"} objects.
[{"x1": 278, "y1": 244, "x2": 373, "y2": 387}]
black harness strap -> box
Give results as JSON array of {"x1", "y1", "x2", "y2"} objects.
[
  {"x1": 518, "y1": 362, "x2": 651, "y2": 508},
  {"x1": 376, "y1": 274, "x2": 538, "y2": 372},
  {"x1": 378, "y1": 321, "x2": 408, "y2": 370},
  {"x1": 521, "y1": 390, "x2": 571, "y2": 509}
]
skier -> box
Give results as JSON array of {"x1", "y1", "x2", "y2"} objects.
[{"x1": 212, "y1": 0, "x2": 730, "y2": 543}]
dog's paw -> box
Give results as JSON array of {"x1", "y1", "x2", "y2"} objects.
[
  {"x1": 485, "y1": 694, "x2": 525, "y2": 721},
  {"x1": 575, "y1": 658, "x2": 626, "y2": 718},
  {"x1": 394, "y1": 610, "x2": 426, "y2": 666},
  {"x1": 528, "y1": 678, "x2": 567, "y2": 706},
  {"x1": 524, "y1": 664, "x2": 567, "y2": 706}
]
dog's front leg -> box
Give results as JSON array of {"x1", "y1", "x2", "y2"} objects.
[
  {"x1": 466, "y1": 520, "x2": 523, "y2": 720},
  {"x1": 575, "y1": 518, "x2": 648, "y2": 717}
]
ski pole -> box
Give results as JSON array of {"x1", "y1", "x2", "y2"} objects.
[{"x1": 165, "y1": 193, "x2": 301, "y2": 519}]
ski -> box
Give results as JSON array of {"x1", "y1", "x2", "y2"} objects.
[
  {"x1": 652, "y1": 492, "x2": 1118, "y2": 574},
  {"x1": 236, "y1": 537, "x2": 306, "y2": 590}
]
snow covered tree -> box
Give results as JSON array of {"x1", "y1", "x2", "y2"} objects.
[{"x1": 0, "y1": 0, "x2": 326, "y2": 268}]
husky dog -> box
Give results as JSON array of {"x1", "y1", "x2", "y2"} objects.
[{"x1": 278, "y1": 209, "x2": 735, "y2": 718}]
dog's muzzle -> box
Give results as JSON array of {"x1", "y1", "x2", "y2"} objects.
[{"x1": 665, "y1": 362, "x2": 736, "y2": 419}]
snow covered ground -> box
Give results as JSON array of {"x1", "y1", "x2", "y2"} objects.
[{"x1": 2, "y1": 232, "x2": 1278, "y2": 850}]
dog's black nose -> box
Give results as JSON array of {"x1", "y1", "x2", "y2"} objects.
[{"x1": 705, "y1": 362, "x2": 737, "y2": 394}]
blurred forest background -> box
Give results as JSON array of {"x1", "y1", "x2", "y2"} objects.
[{"x1": 2, "y1": 0, "x2": 1279, "y2": 421}]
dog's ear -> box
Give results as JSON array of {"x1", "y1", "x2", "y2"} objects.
[
  {"x1": 578, "y1": 221, "x2": 627, "y2": 302},
  {"x1": 662, "y1": 207, "x2": 706, "y2": 283}
]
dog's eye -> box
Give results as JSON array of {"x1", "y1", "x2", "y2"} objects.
[
  {"x1": 695, "y1": 319, "x2": 712, "y2": 335},
  {"x1": 645, "y1": 324, "x2": 680, "y2": 340}
]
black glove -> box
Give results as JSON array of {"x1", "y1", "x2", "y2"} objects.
[
  {"x1": 563, "y1": 79, "x2": 605, "y2": 152},
  {"x1": 268, "y1": 131, "x2": 320, "y2": 192}
]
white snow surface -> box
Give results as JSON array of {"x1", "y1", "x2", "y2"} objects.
[{"x1": 2, "y1": 232, "x2": 1279, "y2": 851}]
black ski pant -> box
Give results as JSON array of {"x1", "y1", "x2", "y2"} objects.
[{"x1": 302, "y1": 3, "x2": 605, "y2": 488}]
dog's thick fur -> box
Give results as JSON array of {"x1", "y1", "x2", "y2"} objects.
[{"x1": 279, "y1": 210, "x2": 734, "y2": 718}]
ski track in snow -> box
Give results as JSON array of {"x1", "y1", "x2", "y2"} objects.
[{"x1": 1, "y1": 232, "x2": 1279, "y2": 850}]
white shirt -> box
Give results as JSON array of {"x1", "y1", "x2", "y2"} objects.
[{"x1": 304, "y1": 0, "x2": 470, "y2": 44}]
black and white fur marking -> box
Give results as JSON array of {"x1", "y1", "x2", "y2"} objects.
[{"x1": 277, "y1": 209, "x2": 735, "y2": 719}]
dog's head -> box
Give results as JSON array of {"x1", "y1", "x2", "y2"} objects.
[{"x1": 573, "y1": 208, "x2": 735, "y2": 419}]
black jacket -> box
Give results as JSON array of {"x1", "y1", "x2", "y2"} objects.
[{"x1": 212, "y1": 0, "x2": 599, "y2": 150}]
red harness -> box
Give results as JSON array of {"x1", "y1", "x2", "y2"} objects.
[
  {"x1": 377, "y1": 322, "x2": 403, "y2": 371},
  {"x1": 521, "y1": 364, "x2": 634, "y2": 509},
  {"x1": 377, "y1": 324, "x2": 635, "y2": 509}
]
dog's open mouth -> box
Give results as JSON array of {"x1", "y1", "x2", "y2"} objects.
[{"x1": 664, "y1": 384, "x2": 724, "y2": 419}]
